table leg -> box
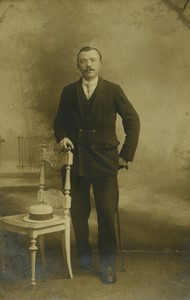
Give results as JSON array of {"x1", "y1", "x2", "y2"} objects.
[{"x1": 29, "y1": 237, "x2": 38, "y2": 286}]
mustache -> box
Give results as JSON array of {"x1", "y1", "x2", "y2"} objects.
[{"x1": 85, "y1": 67, "x2": 95, "y2": 72}]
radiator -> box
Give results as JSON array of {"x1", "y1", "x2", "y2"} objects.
[{"x1": 17, "y1": 136, "x2": 44, "y2": 170}]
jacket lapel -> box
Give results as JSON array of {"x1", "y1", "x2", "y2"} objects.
[{"x1": 67, "y1": 79, "x2": 84, "y2": 123}]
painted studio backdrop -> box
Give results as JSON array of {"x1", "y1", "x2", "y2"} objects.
[{"x1": 0, "y1": 0, "x2": 190, "y2": 251}]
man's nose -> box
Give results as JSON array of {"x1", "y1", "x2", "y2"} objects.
[{"x1": 86, "y1": 60, "x2": 91, "y2": 67}]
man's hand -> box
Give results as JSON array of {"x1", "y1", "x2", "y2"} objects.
[
  {"x1": 118, "y1": 157, "x2": 128, "y2": 170},
  {"x1": 59, "y1": 138, "x2": 74, "y2": 151}
]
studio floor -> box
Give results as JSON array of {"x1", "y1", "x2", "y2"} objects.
[
  {"x1": 0, "y1": 167, "x2": 190, "y2": 299},
  {"x1": 1, "y1": 248, "x2": 190, "y2": 300}
]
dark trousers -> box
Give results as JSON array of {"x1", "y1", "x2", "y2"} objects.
[{"x1": 69, "y1": 175, "x2": 119, "y2": 266}]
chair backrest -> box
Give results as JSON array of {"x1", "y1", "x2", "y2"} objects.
[{"x1": 37, "y1": 142, "x2": 73, "y2": 217}]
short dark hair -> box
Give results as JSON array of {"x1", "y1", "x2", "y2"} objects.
[{"x1": 77, "y1": 47, "x2": 102, "y2": 65}]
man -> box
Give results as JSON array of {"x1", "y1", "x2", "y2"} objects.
[{"x1": 54, "y1": 46, "x2": 140, "y2": 284}]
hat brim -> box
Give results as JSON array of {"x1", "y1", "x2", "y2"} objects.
[{"x1": 23, "y1": 214, "x2": 60, "y2": 223}]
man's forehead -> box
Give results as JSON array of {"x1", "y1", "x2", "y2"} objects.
[{"x1": 78, "y1": 50, "x2": 100, "y2": 59}]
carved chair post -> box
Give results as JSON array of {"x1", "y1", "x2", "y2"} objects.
[
  {"x1": 37, "y1": 143, "x2": 46, "y2": 204},
  {"x1": 63, "y1": 149, "x2": 73, "y2": 218}
]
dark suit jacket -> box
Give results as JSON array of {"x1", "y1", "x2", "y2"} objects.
[{"x1": 54, "y1": 77, "x2": 140, "y2": 176}]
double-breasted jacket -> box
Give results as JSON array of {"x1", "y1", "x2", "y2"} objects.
[{"x1": 54, "y1": 77, "x2": 140, "y2": 177}]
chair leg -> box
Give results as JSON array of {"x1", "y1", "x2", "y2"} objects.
[
  {"x1": 61, "y1": 226, "x2": 73, "y2": 279},
  {"x1": 29, "y1": 237, "x2": 38, "y2": 287},
  {"x1": 0, "y1": 231, "x2": 7, "y2": 273},
  {"x1": 39, "y1": 235, "x2": 46, "y2": 269}
]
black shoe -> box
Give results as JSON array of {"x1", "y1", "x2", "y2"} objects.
[
  {"x1": 99, "y1": 265, "x2": 117, "y2": 284},
  {"x1": 80, "y1": 255, "x2": 92, "y2": 270}
]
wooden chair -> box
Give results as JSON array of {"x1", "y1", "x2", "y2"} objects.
[{"x1": 0, "y1": 143, "x2": 73, "y2": 287}]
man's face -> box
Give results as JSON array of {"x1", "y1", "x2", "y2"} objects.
[{"x1": 77, "y1": 50, "x2": 102, "y2": 81}]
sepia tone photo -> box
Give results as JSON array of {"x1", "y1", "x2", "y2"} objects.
[{"x1": 0, "y1": 0, "x2": 190, "y2": 299}]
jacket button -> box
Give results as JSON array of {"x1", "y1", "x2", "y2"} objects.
[
  {"x1": 92, "y1": 130, "x2": 96, "y2": 133},
  {"x1": 91, "y1": 145, "x2": 95, "y2": 149}
]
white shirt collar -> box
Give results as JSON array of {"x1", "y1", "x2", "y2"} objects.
[{"x1": 82, "y1": 76, "x2": 99, "y2": 87}]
